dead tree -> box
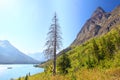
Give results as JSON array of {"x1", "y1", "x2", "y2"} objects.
[{"x1": 44, "y1": 13, "x2": 62, "y2": 75}]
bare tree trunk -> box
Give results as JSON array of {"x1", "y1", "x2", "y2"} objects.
[
  {"x1": 53, "y1": 14, "x2": 57, "y2": 75},
  {"x1": 53, "y1": 45, "x2": 56, "y2": 75}
]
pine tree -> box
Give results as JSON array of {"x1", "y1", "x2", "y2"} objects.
[
  {"x1": 100, "y1": 36, "x2": 115, "y2": 59},
  {"x1": 24, "y1": 75, "x2": 28, "y2": 80},
  {"x1": 92, "y1": 39, "x2": 100, "y2": 62},
  {"x1": 18, "y1": 77, "x2": 21, "y2": 80},
  {"x1": 58, "y1": 53, "x2": 71, "y2": 74},
  {"x1": 106, "y1": 36, "x2": 115, "y2": 58},
  {"x1": 44, "y1": 13, "x2": 62, "y2": 75},
  {"x1": 114, "y1": 33, "x2": 120, "y2": 50}
]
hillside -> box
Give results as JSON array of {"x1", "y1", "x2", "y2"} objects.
[
  {"x1": 17, "y1": 6, "x2": 120, "y2": 80},
  {"x1": 72, "y1": 5, "x2": 120, "y2": 46},
  {"x1": 18, "y1": 25, "x2": 120, "y2": 80}
]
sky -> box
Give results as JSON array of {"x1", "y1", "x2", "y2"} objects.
[{"x1": 0, "y1": 0, "x2": 120, "y2": 54}]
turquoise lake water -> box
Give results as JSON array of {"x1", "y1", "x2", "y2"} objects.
[{"x1": 0, "y1": 64, "x2": 44, "y2": 80}]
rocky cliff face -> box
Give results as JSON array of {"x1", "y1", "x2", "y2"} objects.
[{"x1": 72, "y1": 5, "x2": 120, "y2": 46}]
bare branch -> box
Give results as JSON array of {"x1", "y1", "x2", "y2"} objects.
[{"x1": 43, "y1": 13, "x2": 62, "y2": 75}]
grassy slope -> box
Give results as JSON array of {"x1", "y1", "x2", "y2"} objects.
[
  {"x1": 18, "y1": 68, "x2": 120, "y2": 80},
  {"x1": 19, "y1": 26, "x2": 120, "y2": 80}
]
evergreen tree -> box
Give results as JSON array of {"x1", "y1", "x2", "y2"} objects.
[
  {"x1": 106, "y1": 37, "x2": 115, "y2": 58},
  {"x1": 18, "y1": 77, "x2": 21, "y2": 80},
  {"x1": 99, "y1": 38, "x2": 106, "y2": 60},
  {"x1": 92, "y1": 39, "x2": 100, "y2": 62},
  {"x1": 100, "y1": 37, "x2": 110, "y2": 59},
  {"x1": 25, "y1": 75, "x2": 28, "y2": 80},
  {"x1": 114, "y1": 33, "x2": 120, "y2": 50},
  {"x1": 58, "y1": 53, "x2": 71, "y2": 74},
  {"x1": 100, "y1": 36, "x2": 115, "y2": 59}
]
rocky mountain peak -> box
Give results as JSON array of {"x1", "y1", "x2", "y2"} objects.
[
  {"x1": 0, "y1": 40, "x2": 9, "y2": 44},
  {"x1": 0, "y1": 40, "x2": 11, "y2": 48},
  {"x1": 71, "y1": 5, "x2": 120, "y2": 46},
  {"x1": 91, "y1": 7, "x2": 105, "y2": 18},
  {"x1": 95, "y1": 7, "x2": 105, "y2": 12}
]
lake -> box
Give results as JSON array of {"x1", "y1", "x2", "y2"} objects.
[{"x1": 0, "y1": 64, "x2": 44, "y2": 80}]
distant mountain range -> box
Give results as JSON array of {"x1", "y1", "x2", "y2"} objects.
[
  {"x1": 0, "y1": 40, "x2": 39, "y2": 64},
  {"x1": 72, "y1": 5, "x2": 120, "y2": 46},
  {"x1": 29, "y1": 52, "x2": 47, "y2": 62}
]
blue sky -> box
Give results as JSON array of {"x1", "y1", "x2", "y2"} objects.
[{"x1": 0, "y1": 0, "x2": 120, "y2": 54}]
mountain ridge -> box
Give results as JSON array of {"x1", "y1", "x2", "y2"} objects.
[
  {"x1": 71, "y1": 5, "x2": 120, "y2": 46},
  {"x1": 0, "y1": 40, "x2": 39, "y2": 64}
]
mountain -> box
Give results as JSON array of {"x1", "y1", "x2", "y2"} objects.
[
  {"x1": 0, "y1": 40, "x2": 39, "y2": 64},
  {"x1": 29, "y1": 52, "x2": 47, "y2": 62},
  {"x1": 72, "y1": 5, "x2": 120, "y2": 46}
]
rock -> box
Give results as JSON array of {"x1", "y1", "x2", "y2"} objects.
[{"x1": 71, "y1": 5, "x2": 120, "y2": 46}]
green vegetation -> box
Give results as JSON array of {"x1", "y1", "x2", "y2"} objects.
[
  {"x1": 18, "y1": 77, "x2": 21, "y2": 80},
  {"x1": 24, "y1": 75, "x2": 28, "y2": 80},
  {"x1": 18, "y1": 26, "x2": 120, "y2": 80},
  {"x1": 57, "y1": 53, "x2": 71, "y2": 74}
]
